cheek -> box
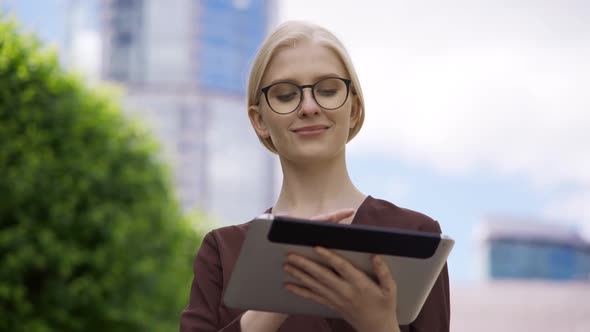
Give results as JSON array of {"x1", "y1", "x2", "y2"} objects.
[
  {"x1": 336, "y1": 107, "x2": 354, "y2": 129},
  {"x1": 262, "y1": 112, "x2": 290, "y2": 138}
]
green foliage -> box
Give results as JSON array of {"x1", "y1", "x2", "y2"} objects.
[{"x1": 0, "y1": 18, "x2": 202, "y2": 331}]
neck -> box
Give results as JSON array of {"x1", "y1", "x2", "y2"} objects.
[{"x1": 273, "y1": 150, "x2": 366, "y2": 219}]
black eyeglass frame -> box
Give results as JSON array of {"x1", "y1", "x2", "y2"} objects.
[{"x1": 260, "y1": 77, "x2": 352, "y2": 115}]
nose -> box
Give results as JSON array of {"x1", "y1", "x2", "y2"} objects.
[{"x1": 297, "y1": 89, "x2": 320, "y2": 117}]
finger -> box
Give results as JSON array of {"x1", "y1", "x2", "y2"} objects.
[
  {"x1": 310, "y1": 209, "x2": 355, "y2": 223},
  {"x1": 314, "y1": 247, "x2": 378, "y2": 290},
  {"x1": 283, "y1": 263, "x2": 342, "y2": 305},
  {"x1": 285, "y1": 255, "x2": 350, "y2": 292},
  {"x1": 284, "y1": 283, "x2": 336, "y2": 310},
  {"x1": 372, "y1": 255, "x2": 396, "y2": 294}
]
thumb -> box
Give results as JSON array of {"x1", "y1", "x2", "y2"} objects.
[{"x1": 310, "y1": 208, "x2": 355, "y2": 223}]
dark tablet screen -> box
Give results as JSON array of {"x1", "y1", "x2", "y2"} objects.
[{"x1": 267, "y1": 216, "x2": 440, "y2": 259}]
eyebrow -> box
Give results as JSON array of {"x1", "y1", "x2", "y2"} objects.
[{"x1": 265, "y1": 73, "x2": 347, "y2": 87}]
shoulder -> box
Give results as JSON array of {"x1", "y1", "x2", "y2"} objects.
[
  {"x1": 201, "y1": 221, "x2": 251, "y2": 253},
  {"x1": 195, "y1": 221, "x2": 253, "y2": 279},
  {"x1": 208, "y1": 222, "x2": 250, "y2": 241},
  {"x1": 361, "y1": 196, "x2": 442, "y2": 234}
]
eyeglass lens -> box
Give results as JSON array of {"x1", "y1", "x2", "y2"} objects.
[{"x1": 266, "y1": 78, "x2": 348, "y2": 114}]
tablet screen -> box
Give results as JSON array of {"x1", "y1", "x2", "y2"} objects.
[{"x1": 267, "y1": 216, "x2": 441, "y2": 259}]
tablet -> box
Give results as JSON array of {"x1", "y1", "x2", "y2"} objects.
[{"x1": 223, "y1": 214, "x2": 454, "y2": 325}]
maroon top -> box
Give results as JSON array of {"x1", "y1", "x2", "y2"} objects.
[{"x1": 180, "y1": 196, "x2": 450, "y2": 332}]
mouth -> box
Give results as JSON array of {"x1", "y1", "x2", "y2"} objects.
[
  {"x1": 291, "y1": 125, "x2": 330, "y2": 133},
  {"x1": 290, "y1": 125, "x2": 331, "y2": 136}
]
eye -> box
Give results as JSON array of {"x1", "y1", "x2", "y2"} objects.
[
  {"x1": 316, "y1": 89, "x2": 338, "y2": 97},
  {"x1": 268, "y1": 82, "x2": 300, "y2": 103},
  {"x1": 276, "y1": 92, "x2": 299, "y2": 102}
]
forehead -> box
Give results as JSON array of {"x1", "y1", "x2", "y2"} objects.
[{"x1": 261, "y1": 42, "x2": 348, "y2": 86}]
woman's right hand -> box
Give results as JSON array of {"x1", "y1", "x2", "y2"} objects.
[
  {"x1": 239, "y1": 208, "x2": 355, "y2": 332},
  {"x1": 282, "y1": 208, "x2": 400, "y2": 332}
]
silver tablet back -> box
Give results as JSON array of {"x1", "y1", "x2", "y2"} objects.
[{"x1": 223, "y1": 218, "x2": 454, "y2": 325}]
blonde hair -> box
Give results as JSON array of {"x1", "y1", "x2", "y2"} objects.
[{"x1": 247, "y1": 20, "x2": 366, "y2": 153}]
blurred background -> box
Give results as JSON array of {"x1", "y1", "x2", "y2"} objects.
[{"x1": 1, "y1": 0, "x2": 589, "y2": 331}]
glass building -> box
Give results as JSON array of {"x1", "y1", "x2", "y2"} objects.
[
  {"x1": 100, "y1": 0, "x2": 277, "y2": 223},
  {"x1": 475, "y1": 218, "x2": 590, "y2": 281},
  {"x1": 197, "y1": 0, "x2": 269, "y2": 93}
]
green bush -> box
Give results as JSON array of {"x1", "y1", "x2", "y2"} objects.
[{"x1": 0, "y1": 18, "x2": 201, "y2": 332}]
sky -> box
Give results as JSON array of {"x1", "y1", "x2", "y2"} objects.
[
  {"x1": 279, "y1": 0, "x2": 590, "y2": 281},
  {"x1": 2, "y1": 0, "x2": 101, "y2": 78},
  {"x1": 4, "y1": 0, "x2": 589, "y2": 282}
]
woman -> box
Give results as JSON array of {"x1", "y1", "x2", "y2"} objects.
[{"x1": 180, "y1": 21, "x2": 450, "y2": 332}]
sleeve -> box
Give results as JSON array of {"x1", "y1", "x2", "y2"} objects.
[
  {"x1": 409, "y1": 220, "x2": 451, "y2": 332},
  {"x1": 179, "y1": 231, "x2": 244, "y2": 332}
]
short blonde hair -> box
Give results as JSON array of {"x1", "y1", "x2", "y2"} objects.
[{"x1": 247, "y1": 20, "x2": 365, "y2": 153}]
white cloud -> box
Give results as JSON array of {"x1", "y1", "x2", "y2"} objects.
[
  {"x1": 544, "y1": 190, "x2": 590, "y2": 240},
  {"x1": 352, "y1": 46, "x2": 590, "y2": 189},
  {"x1": 280, "y1": 0, "x2": 590, "y2": 228}
]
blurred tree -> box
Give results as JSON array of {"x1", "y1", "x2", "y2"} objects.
[{"x1": 0, "y1": 18, "x2": 202, "y2": 332}]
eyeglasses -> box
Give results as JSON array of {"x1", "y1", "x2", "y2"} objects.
[{"x1": 260, "y1": 77, "x2": 352, "y2": 114}]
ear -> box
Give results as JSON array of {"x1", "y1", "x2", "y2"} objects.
[
  {"x1": 349, "y1": 94, "x2": 362, "y2": 129},
  {"x1": 248, "y1": 105, "x2": 270, "y2": 138}
]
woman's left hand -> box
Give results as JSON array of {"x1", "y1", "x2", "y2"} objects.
[{"x1": 283, "y1": 247, "x2": 400, "y2": 332}]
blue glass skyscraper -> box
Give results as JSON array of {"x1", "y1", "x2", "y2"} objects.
[{"x1": 101, "y1": 0, "x2": 277, "y2": 222}]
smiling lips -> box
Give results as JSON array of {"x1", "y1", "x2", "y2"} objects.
[{"x1": 291, "y1": 125, "x2": 330, "y2": 137}]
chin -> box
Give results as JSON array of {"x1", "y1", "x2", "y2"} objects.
[{"x1": 282, "y1": 143, "x2": 345, "y2": 164}]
